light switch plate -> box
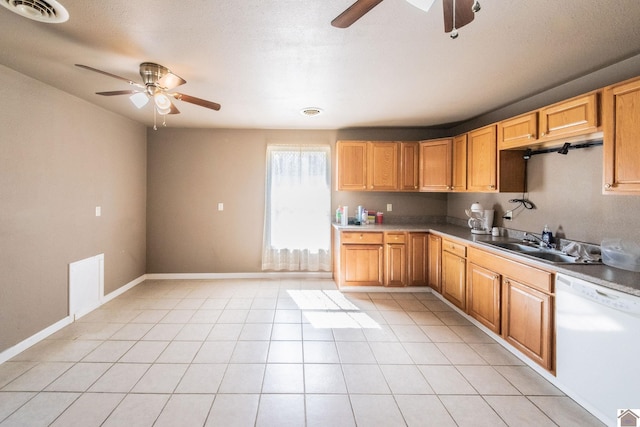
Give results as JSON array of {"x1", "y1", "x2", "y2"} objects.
[
  {"x1": 217, "y1": 203, "x2": 224, "y2": 211},
  {"x1": 95, "y1": 206, "x2": 101, "y2": 217},
  {"x1": 386, "y1": 204, "x2": 392, "y2": 212}
]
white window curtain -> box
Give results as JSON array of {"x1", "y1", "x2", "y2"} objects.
[{"x1": 262, "y1": 144, "x2": 331, "y2": 271}]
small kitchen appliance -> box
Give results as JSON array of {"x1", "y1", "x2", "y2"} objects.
[{"x1": 465, "y1": 202, "x2": 494, "y2": 235}]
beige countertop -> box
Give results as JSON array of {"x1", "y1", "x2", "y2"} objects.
[{"x1": 333, "y1": 222, "x2": 640, "y2": 297}]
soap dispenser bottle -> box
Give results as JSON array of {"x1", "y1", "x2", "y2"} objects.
[{"x1": 542, "y1": 225, "x2": 553, "y2": 245}]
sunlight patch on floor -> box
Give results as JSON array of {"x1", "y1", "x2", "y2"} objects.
[{"x1": 287, "y1": 289, "x2": 380, "y2": 329}]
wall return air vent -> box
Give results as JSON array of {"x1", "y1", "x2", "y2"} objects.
[{"x1": 0, "y1": 0, "x2": 69, "y2": 23}]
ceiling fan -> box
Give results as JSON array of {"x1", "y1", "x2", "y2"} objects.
[
  {"x1": 332, "y1": 0, "x2": 480, "y2": 38},
  {"x1": 75, "y1": 62, "x2": 221, "y2": 127}
]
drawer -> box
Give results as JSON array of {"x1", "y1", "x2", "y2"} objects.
[
  {"x1": 384, "y1": 232, "x2": 407, "y2": 244},
  {"x1": 442, "y1": 239, "x2": 467, "y2": 257},
  {"x1": 341, "y1": 231, "x2": 383, "y2": 244}
]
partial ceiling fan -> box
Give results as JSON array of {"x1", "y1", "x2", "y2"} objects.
[
  {"x1": 332, "y1": 0, "x2": 480, "y2": 38},
  {"x1": 75, "y1": 62, "x2": 221, "y2": 128}
]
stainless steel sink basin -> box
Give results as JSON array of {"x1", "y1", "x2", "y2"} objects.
[
  {"x1": 480, "y1": 240, "x2": 597, "y2": 265},
  {"x1": 488, "y1": 242, "x2": 541, "y2": 253}
]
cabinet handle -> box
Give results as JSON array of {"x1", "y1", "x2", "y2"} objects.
[
  {"x1": 492, "y1": 275, "x2": 499, "y2": 280},
  {"x1": 489, "y1": 185, "x2": 495, "y2": 189},
  {"x1": 605, "y1": 183, "x2": 612, "y2": 189},
  {"x1": 541, "y1": 132, "x2": 546, "y2": 136},
  {"x1": 527, "y1": 134, "x2": 532, "y2": 139},
  {"x1": 460, "y1": 259, "x2": 465, "y2": 264}
]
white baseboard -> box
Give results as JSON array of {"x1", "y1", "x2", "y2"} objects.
[
  {"x1": 145, "y1": 272, "x2": 333, "y2": 280},
  {"x1": 0, "y1": 316, "x2": 73, "y2": 364},
  {"x1": 0, "y1": 273, "x2": 147, "y2": 365},
  {"x1": 338, "y1": 285, "x2": 432, "y2": 293}
]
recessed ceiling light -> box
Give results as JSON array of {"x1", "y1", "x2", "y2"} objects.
[
  {"x1": 0, "y1": 0, "x2": 69, "y2": 23},
  {"x1": 300, "y1": 107, "x2": 323, "y2": 117}
]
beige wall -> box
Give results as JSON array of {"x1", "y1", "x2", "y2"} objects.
[
  {"x1": 146, "y1": 128, "x2": 446, "y2": 273},
  {"x1": 0, "y1": 65, "x2": 147, "y2": 352}
]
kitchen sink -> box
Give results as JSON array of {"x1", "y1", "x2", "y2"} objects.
[
  {"x1": 480, "y1": 239, "x2": 599, "y2": 265},
  {"x1": 488, "y1": 242, "x2": 541, "y2": 253}
]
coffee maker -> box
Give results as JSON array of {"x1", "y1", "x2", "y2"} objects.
[{"x1": 465, "y1": 202, "x2": 494, "y2": 235}]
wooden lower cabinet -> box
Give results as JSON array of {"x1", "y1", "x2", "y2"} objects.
[
  {"x1": 408, "y1": 233, "x2": 428, "y2": 286},
  {"x1": 384, "y1": 232, "x2": 407, "y2": 286},
  {"x1": 502, "y1": 277, "x2": 553, "y2": 371},
  {"x1": 427, "y1": 234, "x2": 442, "y2": 292},
  {"x1": 441, "y1": 239, "x2": 467, "y2": 310},
  {"x1": 467, "y1": 262, "x2": 501, "y2": 334},
  {"x1": 340, "y1": 232, "x2": 384, "y2": 286}
]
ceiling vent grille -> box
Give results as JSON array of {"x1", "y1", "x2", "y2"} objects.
[{"x1": 1, "y1": 0, "x2": 69, "y2": 23}]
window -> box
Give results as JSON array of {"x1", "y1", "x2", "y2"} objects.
[{"x1": 262, "y1": 144, "x2": 331, "y2": 271}]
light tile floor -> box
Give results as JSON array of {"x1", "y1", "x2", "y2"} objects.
[{"x1": 0, "y1": 279, "x2": 605, "y2": 426}]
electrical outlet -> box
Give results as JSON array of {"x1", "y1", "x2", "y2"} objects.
[
  {"x1": 503, "y1": 210, "x2": 513, "y2": 221},
  {"x1": 387, "y1": 204, "x2": 392, "y2": 212}
]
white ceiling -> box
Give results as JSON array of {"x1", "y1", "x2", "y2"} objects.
[{"x1": 1, "y1": 0, "x2": 640, "y2": 129}]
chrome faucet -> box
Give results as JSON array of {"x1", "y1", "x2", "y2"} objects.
[{"x1": 523, "y1": 232, "x2": 554, "y2": 249}]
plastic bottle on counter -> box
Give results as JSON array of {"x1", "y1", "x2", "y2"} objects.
[
  {"x1": 336, "y1": 206, "x2": 342, "y2": 224},
  {"x1": 542, "y1": 224, "x2": 553, "y2": 245}
]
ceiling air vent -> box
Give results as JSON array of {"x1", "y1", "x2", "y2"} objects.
[
  {"x1": 1, "y1": 0, "x2": 69, "y2": 23},
  {"x1": 300, "y1": 107, "x2": 323, "y2": 117}
]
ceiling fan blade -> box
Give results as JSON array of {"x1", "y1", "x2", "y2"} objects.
[
  {"x1": 168, "y1": 101, "x2": 180, "y2": 115},
  {"x1": 331, "y1": 0, "x2": 384, "y2": 28},
  {"x1": 158, "y1": 72, "x2": 186, "y2": 90},
  {"x1": 96, "y1": 90, "x2": 140, "y2": 96},
  {"x1": 171, "y1": 93, "x2": 221, "y2": 111},
  {"x1": 443, "y1": 0, "x2": 475, "y2": 33},
  {"x1": 75, "y1": 64, "x2": 145, "y2": 89}
]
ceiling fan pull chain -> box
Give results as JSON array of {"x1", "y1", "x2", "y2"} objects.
[
  {"x1": 153, "y1": 106, "x2": 158, "y2": 131},
  {"x1": 450, "y1": 0, "x2": 459, "y2": 39}
]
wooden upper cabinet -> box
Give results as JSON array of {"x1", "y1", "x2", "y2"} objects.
[
  {"x1": 337, "y1": 141, "x2": 368, "y2": 191},
  {"x1": 467, "y1": 125, "x2": 498, "y2": 192},
  {"x1": 452, "y1": 134, "x2": 468, "y2": 192},
  {"x1": 419, "y1": 138, "x2": 453, "y2": 191},
  {"x1": 368, "y1": 142, "x2": 399, "y2": 190},
  {"x1": 603, "y1": 76, "x2": 640, "y2": 194},
  {"x1": 399, "y1": 142, "x2": 420, "y2": 191},
  {"x1": 539, "y1": 92, "x2": 599, "y2": 142},
  {"x1": 498, "y1": 112, "x2": 538, "y2": 150}
]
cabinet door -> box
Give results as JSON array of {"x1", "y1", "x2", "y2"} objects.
[
  {"x1": 603, "y1": 77, "x2": 640, "y2": 194},
  {"x1": 502, "y1": 278, "x2": 553, "y2": 370},
  {"x1": 442, "y1": 250, "x2": 466, "y2": 310},
  {"x1": 400, "y1": 142, "x2": 420, "y2": 191},
  {"x1": 498, "y1": 112, "x2": 538, "y2": 150},
  {"x1": 467, "y1": 263, "x2": 501, "y2": 334},
  {"x1": 341, "y1": 244, "x2": 384, "y2": 286},
  {"x1": 337, "y1": 141, "x2": 368, "y2": 191},
  {"x1": 539, "y1": 93, "x2": 599, "y2": 141},
  {"x1": 408, "y1": 233, "x2": 428, "y2": 286},
  {"x1": 368, "y1": 142, "x2": 399, "y2": 191},
  {"x1": 385, "y1": 233, "x2": 407, "y2": 286},
  {"x1": 419, "y1": 139, "x2": 453, "y2": 191},
  {"x1": 452, "y1": 134, "x2": 467, "y2": 192},
  {"x1": 427, "y1": 234, "x2": 442, "y2": 292},
  {"x1": 467, "y1": 125, "x2": 497, "y2": 192}
]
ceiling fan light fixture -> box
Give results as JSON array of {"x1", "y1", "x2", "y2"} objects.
[
  {"x1": 153, "y1": 92, "x2": 173, "y2": 115},
  {"x1": 129, "y1": 92, "x2": 149, "y2": 109},
  {"x1": 405, "y1": 0, "x2": 436, "y2": 13}
]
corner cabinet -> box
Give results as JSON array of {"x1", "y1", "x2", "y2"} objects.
[
  {"x1": 603, "y1": 76, "x2": 640, "y2": 194},
  {"x1": 467, "y1": 125, "x2": 498, "y2": 192},
  {"x1": 427, "y1": 234, "x2": 442, "y2": 292},
  {"x1": 408, "y1": 232, "x2": 429, "y2": 286}
]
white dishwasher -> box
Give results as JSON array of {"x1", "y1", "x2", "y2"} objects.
[{"x1": 555, "y1": 273, "x2": 640, "y2": 426}]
